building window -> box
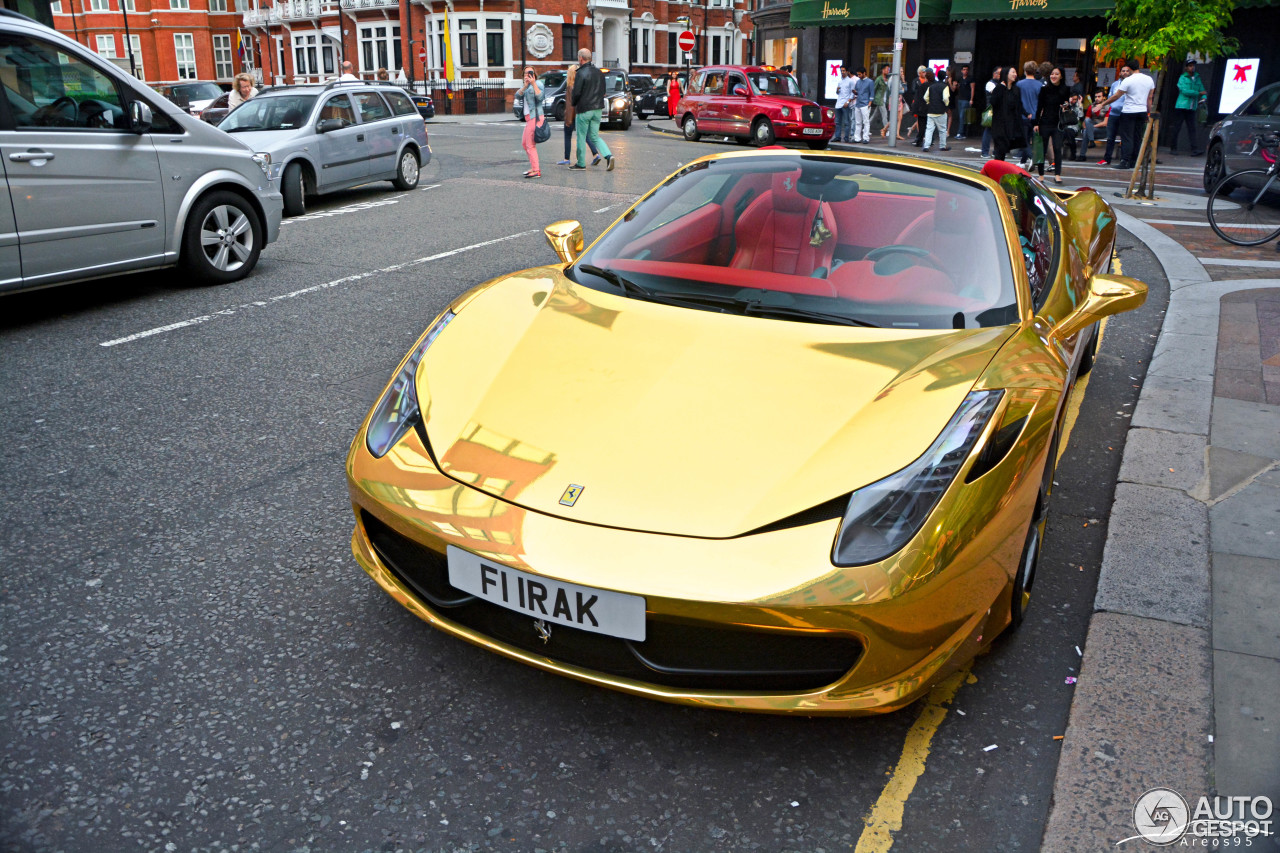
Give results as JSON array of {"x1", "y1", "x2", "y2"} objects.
[
  {"x1": 209, "y1": 0, "x2": 227, "y2": 10},
  {"x1": 667, "y1": 31, "x2": 676, "y2": 65},
  {"x1": 122, "y1": 0, "x2": 134, "y2": 10},
  {"x1": 458, "y1": 20, "x2": 478, "y2": 67},
  {"x1": 274, "y1": 35, "x2": 285, "y2": 84},
  {"x1": 89, "y1": 0, "x2": 108, "y2": 9},
  {"x1": 51, "y1": 0, "x2": 62, "y2": 11},
  {"x1": 128, "y1": 33, "x2": 144, "y2": 79},
  {"x1": 234, "y1": 0, "x2": 247, "y2": 10},
  {"x1": 486, "y1": 19, "x2": 503, "y2": 68},
  {"x1": 359, "y1": 25, "x2": 401, "y2": 74},
  {"x1": 213, "y1": 34, "x2": 233, "y2": 78},
  {"x1": 174, "y1": 33, "x2": 196, "y2": 79},
  {"x1": 711, "y1": 34, "x2": 722, "y2": 65},
  {"x1": 642, "y1": 29, "x2": 650, "y2": 64},
  {"x1": 294, "y1": 33, "x2": 319, "y2": 76},
  {"x1": 561, "y1": 24, "x2": 577, "y2": 61},
  {"x1": 170, "y1": 0, "x2": 189, "y2": 9},
  {"x1": 95, "y1": 34, "x2": 117, "y2": 57}
]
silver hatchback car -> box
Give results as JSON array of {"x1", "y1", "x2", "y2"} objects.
[
  {"x1": 219, "y1": 81, "x2": 431, "y2": 216},
  {"x1": 0, "y1": 9, "x2": 283, "y2": 294}
]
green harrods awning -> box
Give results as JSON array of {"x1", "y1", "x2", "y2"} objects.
[
  {"x1": 788, "y1": 0, "x2": 950, "y2": 27},
  {"x1": 948, "y1": 0, "x2": 1114, "y2": 19}
]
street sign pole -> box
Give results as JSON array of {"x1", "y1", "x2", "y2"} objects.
[{"x1": 889, "y1": 2, "x2": 903, "y2": 149}]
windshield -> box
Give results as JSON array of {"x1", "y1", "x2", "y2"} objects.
[
  {"x1": 219, "y1": 94, "x2": 318, "y2": 131},
  {"x1": 572, "y1": 153, "x2": 1019, "y2": 329},
  {"x1": 167, "y1": 82, "x2": 222, "y2": 102},
  {"x1": 748, "y1": 73, "x2": 801, "y2": 97},
  {"x1": 604, "y1": 73, "x2": 627, "y2": 94},
  {"x1": 539, "y1": 71, "x2": 566, "y2": 91},
  {"x1": 630, "y1": 75, "x2": 653, "y2": 92}
]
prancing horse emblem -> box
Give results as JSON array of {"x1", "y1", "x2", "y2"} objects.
[
  {"x1": 560, "y1": 484, "x2": 584, "y2": 506},
  {"x1": 533, "y1": 619, "x2": 552, "y2": 643}
]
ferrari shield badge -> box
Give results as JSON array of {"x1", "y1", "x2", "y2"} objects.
[{"x1": 559, "y1": 484, "x2": 584, "y2": 506}]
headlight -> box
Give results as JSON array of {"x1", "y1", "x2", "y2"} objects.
[
  {"x1": 832, "y1": 390, "x2": 1003, "y2": 566},
  {"x1": 824, "y1": 108, "x2": 834, "y2": 120},
  {"x1": 365, "y1": 310, "x2": 456, "y2": 458},
  {"x1": 780, "y1": 107, "x2": 791, "y2": 118},
  {"x1": 251, "y1": 152, "x2": 271, "y2": 176},
  {"x1": 613, "y1": 97, "x2": 627, "y2": 109},
  {"x1": 544, "y1": 97, "x2": 555, "y2": 106}
]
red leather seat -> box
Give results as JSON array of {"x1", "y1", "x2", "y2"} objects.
[
  {"x1": 730, "y1": 171, "x2": 839, "y2": 278},
  {"x1": 896, "y1": 189, "x2": 1003, "y2": 305}
]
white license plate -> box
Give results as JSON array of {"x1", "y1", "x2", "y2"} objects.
[
  {"x1": 803, "y1": 127, "x2": 823, "y2": 135},
  {"x1": 447, "y1": 546, "x2": 646, "y2": 641}
]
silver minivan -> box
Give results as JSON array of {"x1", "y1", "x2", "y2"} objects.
[{"x1": 0, "y1": 10, "x2": 283, "y2": 294}]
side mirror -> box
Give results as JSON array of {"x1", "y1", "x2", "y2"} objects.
[
  {"x1": 316, "y1": 118, "x2": 346, "y2": 134},
  {"x1": 129, "y1": 100, "x2": 152, "y2": 134},
  {"x1": 1054, "y1": 273, "x2": 1148, "y2": 340},
  {"x1": 544, "y1": 220, "x2": 584, "y2": 263},
  {"x1": 732, "y1": 84, "x2": 750, "y2": 97}
]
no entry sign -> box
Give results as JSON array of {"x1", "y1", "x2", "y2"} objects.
[{"x1": 677, "y1": 30, "x2": 696, "y2": 53}]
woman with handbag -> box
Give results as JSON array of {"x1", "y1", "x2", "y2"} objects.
[
  {"x1": 518, "y1": 68, "x2": 543, "y2": 178},
  {"x1": 1033, "y1": 66, "x2": 1069, "y2": 183}
]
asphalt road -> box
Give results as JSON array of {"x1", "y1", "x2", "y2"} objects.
[{"x1": 0, "y1": 122, "x2": 1168, "y2": 852}]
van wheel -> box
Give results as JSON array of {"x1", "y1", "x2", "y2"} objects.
[
  {"x1": 752, "y1": 118, "x2": 776, "y2": 147},
  {"x1": 392, "y1": 148, "x2": 420, "y2": 190},
  {"x1": 683, "y1": 115, "x2": 700, "y2": 141},
  {"x1": 282, "y1": 162, "x2": 306, "y2": 216},
  {"x1": 181, "y1": 190, "x2": 263, "y2": 285}
]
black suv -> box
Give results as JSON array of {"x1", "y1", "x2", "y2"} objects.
[{"x1": 630, "y1": 74, "x2": 666, "y2": 119}]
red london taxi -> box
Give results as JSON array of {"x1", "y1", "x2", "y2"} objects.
[{"x1": 678, "y1": 65, "x2": 835, "y2": 148}]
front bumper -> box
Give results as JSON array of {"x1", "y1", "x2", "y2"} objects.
[
  {"x1": 776, "y1": 122, "x2": 834, "y2": 141},
  {"x1": 345, "y1": 414, "x2": 1038, "y2": 715}
]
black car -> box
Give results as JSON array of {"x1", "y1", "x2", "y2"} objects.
[
  {"x1": 513, "y1": 70, "x2": 566, "y2": 120},
  {"x1": 199, "y1": 91, "x2": 231, "y2": 124},
  {"x1": 601, "y1": 69, "x2": 633, "y2": 129},
  {"x1": 1204, "y1": 81, "x2": 1280, "y2": 192},
  {"x1": 630, "y1": 73, "x2": 666, "y2": 119},
  {"x1": 406, "y1": 89, "x2": 435, "y2": 119}
]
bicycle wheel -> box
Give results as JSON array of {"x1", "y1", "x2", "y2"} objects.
[{"x1": 1207, "y1": 169, "x2": 1280, "y2": 246}]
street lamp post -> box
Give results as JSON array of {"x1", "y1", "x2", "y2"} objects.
[
  {"x1": 519, "y1": 0, "x2": 526, "y2": 71},
  {"x1": 120, "y1": 1, "x2": 138, "y2": 78}
]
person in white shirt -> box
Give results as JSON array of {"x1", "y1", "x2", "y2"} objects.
[
  {"x1": 1100, "y1": 59, "x2": 1154, "y2": 169},
  {"x1": 833, "y1": 66, "x2": 855, "y2": 144},
  {"x1": 339, "y1": 60, "x2": 358, "y2": 81},
  {"x1": 228, "y1": 73, "x2": 257, "y2": 109}
]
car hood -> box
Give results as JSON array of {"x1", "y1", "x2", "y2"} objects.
[
  {"x1": 218, "y1": 128, "x2": 306, "y2": 149},
  {"x1": 419, "y1": 271, "x2": 1013, "y2": 538}
]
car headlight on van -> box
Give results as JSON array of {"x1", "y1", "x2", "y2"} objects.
[
  {"x1": 252, "y1": 152, "x2": 279, "y2": 180},
  {"x1": 613, "y1": 97, "x2": 627, "y2": 109}
]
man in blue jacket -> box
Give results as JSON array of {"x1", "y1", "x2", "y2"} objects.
[{"x1": 569, "y1": 48, "x2": 615, "y2": 171}]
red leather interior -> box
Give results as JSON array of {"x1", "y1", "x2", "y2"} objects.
[
  {"x1": 981, "y1": 159, "x2": 1030, "y2": 183},
  {"x1": 609, "y1": 258, "x2": 837, "y2": 297},
  {"x1": 730, "y1": 171, "x2": 838, "y2": 276},
  {"x1": 895, "y1": 190, "x2": 1002, "y2": 303},
  {"x1": 829, "y1": 193, "x2": 933, "y2": 251},
  {"x1": 830, "y1": 260, "x2": 983, "y2": 311},
  {"x1": 624, "y1": 203, "x2": 723, "y2": 265}
]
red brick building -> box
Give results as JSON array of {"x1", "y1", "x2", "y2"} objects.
[{"x1": 50, "y1": 0, "x2": 752, "y2": 104}]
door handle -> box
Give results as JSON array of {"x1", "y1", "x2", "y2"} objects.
[
  {"x1": 391, "y1": 126, "x2": 400, "y2": 134},
  {"x1": 356, "y1": 134, "x2": 365, "y2": 141},
  {"x1": 9, "y1": 150, "x2": 55, "y2": 163}
]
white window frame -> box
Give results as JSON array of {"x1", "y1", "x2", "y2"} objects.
[
  {"x1": 128, "y1": 33, "x2": 144, "y2": 80},
  {"x1": 51, "y1": 0, "x2": 62, "y2": 11},
  {"x1": 169, "y1": 0, "x2": 190, "y2": 10},
  {"x1": 213, "y1": 33, "x2": 233, "y2": 79},
  {"x1": 357, "y1": 23, "x2": 401, "y2": 75},
  {"x1": 89, "y1": 0, "x2": 109, "y2": 10},
  {"x1": 95, "y1": 34, "x2": 117, "y2": 57},
  {"x1": 209, "y1": 0, "x2": 227, "y2": 10},
  {"x1": 174, "y1": 33, "x2": 197, "y2": 79}
]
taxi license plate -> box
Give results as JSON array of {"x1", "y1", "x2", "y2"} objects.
[
  {"x1": 447, "y1": 546, "x2": 646, "y2": 641},
  {"x1": 803, "y1": 128, "x2": 823, "y2": 135}
]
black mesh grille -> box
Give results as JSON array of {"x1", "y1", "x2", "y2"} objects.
[
  {"x1": 362, "y1": 511, "x2": 862, "y2": 692},
  {"x1": 802, "y1": 105, "x2": 821, "y2": 124}
]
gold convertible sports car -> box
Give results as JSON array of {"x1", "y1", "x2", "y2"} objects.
[{"x1": 346, "y1": 150, "x2": 1147, "y2": 715}]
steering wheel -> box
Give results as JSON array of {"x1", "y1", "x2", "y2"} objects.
[
  {"x1": 865, "y1": 244, "x2": 946, "y2": 275},
  {"x1": 33, "y1": 96, "x2": 78, "y2": 127},
  {"x1": 78, "y1": 99, "x2": 115, "y2": 128}
]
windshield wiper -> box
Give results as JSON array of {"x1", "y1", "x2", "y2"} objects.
[
  {"x1": 578, "y1": 264, "x2": 669, "y2": 303},
  {"x1": 741, "y1": 302, "x2": 879, "y2": 327},
  {"x1": 223, "y1": 125, "x2": 265, "y2": 132}
]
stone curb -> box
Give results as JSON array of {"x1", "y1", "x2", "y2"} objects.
[{"x1": 1043, "y1": 205, "x2": 1280, "y2": 846}]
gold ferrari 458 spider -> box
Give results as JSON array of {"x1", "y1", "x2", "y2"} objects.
[{"x1": 346, "y1": 150, "x2": 1147, "y2": 715}]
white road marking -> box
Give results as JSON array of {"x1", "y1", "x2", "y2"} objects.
[
  {"x1": 281, "y1": 197, "x2": 402, "y2": 224},
  {"x1": 99, "y1": 229, "x2": 540, "y2": 348},
  {"x1": 420, "y1": 184, "x2": 442, "y2": 191},
  {"x1": 594, "y1": 206, "x2": 615, "y2": 213},
  {"x1": 1198, "y1": 257, "x2": 1280, "y2": 268}
]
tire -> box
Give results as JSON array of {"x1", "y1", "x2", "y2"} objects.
[
  {"x1": 1203, "y1": 142, "x2": 1234, "y2": 194},
  {"x1": 1207, "y1": 169, "x2": 1280, "y2": 246},
  {"x1": 180, "y1": 190, "x2": 263, "y2": 285},
  {"x1": 1077, "y1": 322, "x2": 1100, "y2": 376},
  {"x1": 554, "y1": 102, "x2": 565, "y2": 121},
  {"x1": 282, "y1": 161, "x2": 306, "y2": 217},
  {"x1": 636, "y1": 108, "x2": 647, "y2": 120},
  {"x1": 683, "y1": 115, "x2": 700, "y2": 142},
  {"x1": 392, "y1": 148, "x2": 420, "y2": 190},
  {"x1": 807, "y1": 140, "x2": 830, "y2": 150},
  {"x1": 752, "y1": 117, "x2": 776, "y2": 147},
  {"x1": 622, "y1": 109, "x2": 632, "y2": 130},
  {"x1": 1009, "y1": 513, "x2": 1044, "y2": 630}
]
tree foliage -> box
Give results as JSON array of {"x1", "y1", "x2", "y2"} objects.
[{"x1": 1093, "y1": 0, "x2": 1239, "y2": 69}]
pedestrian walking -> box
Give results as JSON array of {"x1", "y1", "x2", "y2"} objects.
[
  {"x1": 1099, "y1": 59, "x2": 1154, "y2": 170},
  {"x1": 911, "y1": 67, "x2": 931, "y2": 146},
  {"x1": 668, "y1": 74, "x2": 681, "y2": 121},
  {"x1": 1034, "y1": 66, "x2": 1069, "y2": 183},
  {"x1": 873, "y1": 65, "x2": 890, "y2": 138},
  {"x1": 1170, "y1": 59, "x2": 1206, "y2": 155},
  {"x1": 980, "y1": 65, "x2": 1001, "y2": 157},
  {"x1": 1096, "y1": 64, "x2": 1129, "y2": 164},
  {"x1": 569, "y1": 48, "x2": 614, "y2": 172},
  {"x1": 1015, "y1": 61, "x2": 1043, "y2": 167},
  {"x1": 922, "y1": 69, "x2": 951, "y2": 151},
  {"x1": 852, "y1": 67, "x2": 874, "y2": 142},
  {"x1": 228, "y1": 72, "x2": 257, "y2": 109},
  {"x1": 955, "y1": 65, "x2": 974, "y2": 138},
  {"x1": 518, "y1": 68, "x2": 544, "y2": 178},
  {"x1": 833, "y1": 66, "x2": 855, "y2": 143},
  {"x1": 558, "y1": 62, "x2": 599, "y2": 166},
  {"x1": 991, "y1": 67, "x2": 1027, "y2": 163}
]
